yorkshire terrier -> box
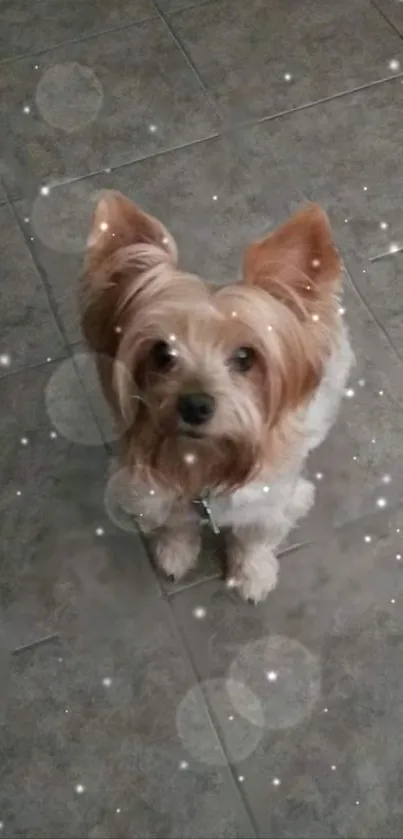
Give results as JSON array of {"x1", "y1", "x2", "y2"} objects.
[{"x1": 81, "y1": 191, "x2": 353, "y2": 603}]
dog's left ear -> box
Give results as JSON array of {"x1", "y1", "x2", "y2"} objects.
[{"x1": 243, "y1": 203, "x2": 341, "y2": 315}]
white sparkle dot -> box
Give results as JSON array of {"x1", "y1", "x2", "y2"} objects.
[
  {"x1": 391, "y1": 598, "x2": 396, "y2": 604},
  {"x1": 358, "y1": 378, "x2": 366, "y2": 387},
  {"x1": 193, "y1": 606, "x2": 206, "y2": 620},
  {"x1": 24, "y1": 217, "x2": 30, "y2": 223},
  {"x1": 312, "y1": 313, "x2": 319, "y2": 322},
  {"x1": 95, "y1": 527, "x2": 104, "y2": 536},
  {"x1": 363, "y1": 269, "x2": 366, "y2": 274},
  {"x1": 315, "y1": 472, "x2": 323, "y2": 481},
  {"x1": 46, "y1": 356, "x2": 52, "y2": 362},
  {"x1": 23, "y1": 105, "x2": 31, "y2": 114},
  {"x1": 284, "y1": 72, "x2": 292, "y2": 81},
  {"x1": 267, "y1": 325, "x2": 273, "y2": 331},
  {"x1": 372, "y1": 438, "x2": 376, "y2": 444},
  {"x1": 226, "y1": 577, "x2": 236, "y2": 588},
  {"x1": 389, "y1": 242, "x2": 399, "y2": 254},
  {"x1": 397, "y1": 529, "x2": 401, "y2": 534},
  {"x1": 272, "y1": 778, "x2": 281, "y2": 786},
  {"x1": 50, "y1": 430, "x2": 57, "y2": 439},
  {"x1": 238, "y1": 775, "x2": 245, "y2": 782},
  {"x1": 344, "y1": 218, "x2": 349, "y2": 224},
  {"x1": 344, "y1": 388, "x2": 355, "y2": 398},
  {"x1": 149, "y1": 124, "x2": 157, "y2": 133},
  {"x1": 353, "y1": 455, "x2": 358, "y2": 461},
  {"x1": 0, "y1": 353, "x2": 11, "y2": 367},
  {"x1": 331, "y1": 765, "x2": 336, "y2": 771},
  {"x1": 378, "y1": 390, "x2": 384, "y2": 396},
  {"x1": 323, "y1": 707, "x2": 329, "y2": 713},
  {"x1": 228, "y1": 715, "x2": 234, "y2": 721},
  {"x1": 40, "y1": 185, "x2": 50, "y2": 196},
  {"x1": 65, "y1": 709, "x2": 69, "y2": 713},
  {"x1": 179, "y1": 760, "x2": 189, "y2": 770},
  {"x1": 20, "y1": 436, "x2": 28, "y2": 446},
  {"x1": 212, "y1": 194, "x2": 218, "y2": 201},
  {"x1": 184, "y1": 452, "x2": 197, "y2": 465},
  {"x1": 169, "y1": 333, "x2": 177, "y2": 342},
  {"x1": 30, "y1": 236, "x2": 34, "y2": 241},
  {"x1": 306, "y1": 285, "x2": 311, "y2": 290},
  {"x1": 34, "y1": 64, "x2": 39, "y2": 69},
  {"x1": 364, "y1": 534, "x2": 372, "y2": 543},
  {"x1": 263, "y1": 485, "x2": 270, "y2": 493},
  {"x1": 312, "y1": 258, "x2": 320, "y2": 268},
  {"x1": 381, "y1": 474, "x2": 391, "y2": 484},
  {"x1": 380, "y1": 221, "x2": 389, "y2": 230},
  {"x1": 75, "y1": 784, "x2": 85, "y2": 794},
  {"x1": 356, "y1": 800, "x2": 360, "y2": 806},
  {"x1": 338, "y1": 306, "x2": 346, "y2": 315},
  {"x1": 58, "y1": 657, "x2": 62, "y2": 662},
  {"x1": 149, "y1": 489, "x2": 155, "y2": 496},
  {"x1": 102, "y1": 677, "x2": 112, "y2": 687},
  {"x1": 99, "y1": 221, "x2": 108, "y2": 232},
  {"x1": 162, "y1": 236, "x2": 169, "y2": 244},
  {"x1": 396, "y1": 554, "x2": 402, "y2": 561},
  {"x1": 105, "y1": 168, "x2": 111, "y2": 173},
  {"x1": 16, "y1": 490, "x2": 22, "y2": 496},
  {"x1": 363, "y1": 186, "x2": 368, "y2": 192},
  {"x1": 231, "y1": 311, "x2": 238, "y2": 318},
  {"x1": 376, "y1": 497, "x2": 387, "y2": 509},
  {"x1": 266, "y1": 670, "x2": 278, "y2": 682},
  {"x1": 116, "y1": 808, "x2": 121, "y2": 814},
  {"x1": 114, "y1": 326, "x2": 122, "y2": 334},
  {"x1": 389, "y1": 58, "x2": 401, "y2": 71}
]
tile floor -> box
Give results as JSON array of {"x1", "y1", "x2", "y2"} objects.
[{"x1": 1, "y1": 0, "x2": 403, "y2": 836}]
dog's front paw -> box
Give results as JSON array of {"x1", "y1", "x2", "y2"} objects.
[
  {"x1": 155, "y1": 529, "x2": 200, "y2": 582},
  {"x1": 289, "y1": 477, "x2": 315, "y2": 521},
  {"x1": 228, "y1": 546, "x2": 279, "y2": 604}
]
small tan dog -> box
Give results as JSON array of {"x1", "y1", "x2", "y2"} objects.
[{"x1": 81, "y1": 191, "x2": 353, "y2": 603}]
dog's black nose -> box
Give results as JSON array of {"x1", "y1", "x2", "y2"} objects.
[{"x1": 177, "y1": 392, "x2": 215, "y2": 426}]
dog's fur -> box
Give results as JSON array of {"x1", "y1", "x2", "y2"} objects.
[{"x1": 81, "y1": 191, "x2": 353, "y2": 602}]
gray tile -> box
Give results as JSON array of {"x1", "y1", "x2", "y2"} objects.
[
  {"x1": 0, "y1": 202, "x2": 65, "y2": 376},
  {"x1": 157, "y1": 0, "x2": 213, "y2": 13},
  {"x1": 0, "y1": 0, "x2": 156, "y2": 61},
  {"x1": 170, "y1": 506, "x2": 403, "y2": 838},
  {"x1": 0, "y1": 364, "x2": 255, "y2": 839},
  {"x1": 169, "y1": 0, "x2": 403, "y2": 123},
  {"x1": 0, "y1": 19, "x2": 217, "y2": 196},
  {"x1": 232, "y1": 78, "x2": 403, "y2": 356}
]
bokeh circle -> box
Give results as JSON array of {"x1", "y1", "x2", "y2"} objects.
[
  {"x1": 32, "y1": 181, "x2": 101, "y2": 254},
  {"x1": 176, "y1": 678, "x2": 264, "y2": 766},
  {"x1": 228, "y1": 635, "x2": 321, "y2": 730},
  {"x1": 35, "y1": 63, "x2": 103, "y2": 132},
  {"x1": 104, "y1": 466, "x2": 138, "y2": 533},
  {"x1": 45, "y1": 352, "x2": 129, "y2": 446}
]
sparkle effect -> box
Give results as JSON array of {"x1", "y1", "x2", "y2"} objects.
[
  {"x1": 75, "y1": 784, "x2": 85, "y2": 794},
  {"x1": 184, "y1": 452, "x2": 197, "y2": 465},
  {"x1": 193, "y1": 606, "x2": 206, "y2": 620},
  {"x1": 23, "y1": 105, "x2": 31, "y2": 114},
  {"x1": 315, "y1": 472, "x2": 323, "y2": 481},
  {"x1": 312, "y1": 314, "x2": 320, "y2": 322},
  {"x1": 179, "y1": 760, "x2": 189, "y2": 770},
  {"x1": 102, "y1": 677, "x2": 112, "y2": 687},
  {"x1": 284, "y1": 73, "x2": 292, "y2": 81},
  {"x1": 272, "y1": 778, "x2": 281, "y2": 786},
  {"x1": 389, "y1": 58, "x2": 401, "y2": 72},
  {"x1": 0, "y1": 354, "x2": 10, "y2": 367},
  {"x1": 380, "y1": 221, "x2": 389, "y2": 230},
  {"x1": 40, "y1": 185, "x2": 50, "y2": 196},
  {"x1": 95, "y1": 526, "x2": 104, "y2": 536},
  {"x1": 389, "y1": 242, "x2": 399, "y2": 254},
  {"x1": 20, "y1": 437, "x2": 29, "y2": 446},
  {"x1": 266, "y1": 670, "x2": 278, "y2": 682},
  {"x1": 364, "y1": 535, "x2": 372, "y2": 543},
  {"x1": 344, "y1": 387, "x2": 355, "y2": 398},
  {"x1": 376, "y1": 497, "x2": 387, "y2": 509},
  {"x1": 381, "y1": 474, "x2": 391, "y2": 484}
]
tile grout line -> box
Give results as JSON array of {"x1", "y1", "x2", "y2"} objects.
[
  {"x1": 151, "y1": 0, "x2": 223, "y2": 120},
  {"x1": 0, "y1": 14, "x2": 160, "y2": 67},
  {"x1": 371, "y1": 0, "x2": 403, "y2": 42}
]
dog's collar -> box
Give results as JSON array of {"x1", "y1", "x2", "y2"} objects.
[{"x1": 191, "y1": 493, "x2": 220, "y2": 535}]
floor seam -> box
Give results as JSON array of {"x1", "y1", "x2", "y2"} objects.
[
  {"x1": 151, "y1": 0, "x2": 223, "y2": 119},
  {"x1": 0, "y1": 14, "x2": 160, "y2": 66},
  {"x1": 371, "y1": 0, "x2": 403, "y2": 42}
]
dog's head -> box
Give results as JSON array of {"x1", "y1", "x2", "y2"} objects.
[{"x1": 81, "y1": 191, "x2": 342, "y2": 496}]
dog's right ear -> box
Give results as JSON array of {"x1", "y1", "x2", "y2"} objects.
[
  {"x1": 84, "y1": 190, "x2": 177, "y2": 272},
  {"x1": 81, "y1": 191, "x2": 177, "y2": 355}
]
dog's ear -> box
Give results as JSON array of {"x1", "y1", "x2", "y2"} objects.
[
  {"x1": 243, "y1": 203, "x2": 341, "y2": 316},
  {"x1": 81, "y1": 191, "x2": 178, "y2": 356},
  {"x1": 84, "y1": 190, "x2": 177, "y2": 271}
]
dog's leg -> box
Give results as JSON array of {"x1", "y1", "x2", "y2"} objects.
[
  {"x1": 227, "y1": 525, "x2": 279, "y2": 604},
  {"x1": 154, "y1": 520, "x2": 201, "y2": 582}
]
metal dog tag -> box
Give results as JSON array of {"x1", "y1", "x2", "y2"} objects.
[{"x1": 193, "y1": 496, "x2": 220, "y2": 535}]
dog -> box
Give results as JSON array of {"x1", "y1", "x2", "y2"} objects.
[{"x1": 80, "y1": 190, "x2": 353, "y2": 603}]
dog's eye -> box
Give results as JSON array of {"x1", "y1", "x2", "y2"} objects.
[
  {"x1": 230, "y1": 346, "x2": 256, "y2": 373},
  {"x1": 150, "y1": 340, "x2": 177, "y2": 371}
]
